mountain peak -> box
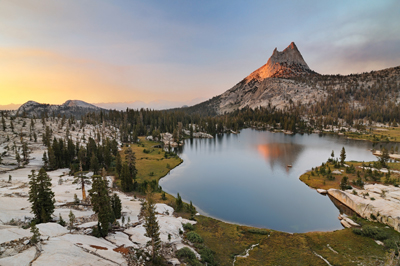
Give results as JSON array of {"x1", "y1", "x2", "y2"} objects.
[
  {"x1": 245, "y1": 42, "x2": 313, "y2": 81},
  {"x1": 288, "y1": 41, "x2": 297, "y2": 50},
  {"x1": 62, "y1": 100, "x2": 99, "y2": 109}
]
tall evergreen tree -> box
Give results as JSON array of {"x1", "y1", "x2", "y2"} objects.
[
  {"x1": 15, "y1": 152, "x2": 21, "y2": 167},
  {"x1": 176, "y1": 193, "x2": 183, "y2": 212},
  {"x1": 28, "y1": 168, "x2": 55, "y2": 223},
  {"x1": 89, "y1": 175, "x2": 112, "y2": 237},
  {"x1": 379, "y1": 147, "x2": 390, "y2": 167},
  {"x1": 116, "y1": 152, "x2": 122, "y2": 176},
  {"x1": 124, "y1": 147, "x2": 137, "y2": 180},
  {"x1": 140, "y1": 186, "x2": 161, "y2": 261},
  {"x1": 120, "y1": 163, "x2": 133, "y2": 192},
  {"x1": 73, "y1": 162, "x2": 91, "y2": 202},
  {"x1": 90, "y1": 153, "x2": 99, "y2": 175},
  {"x1": 42, "y1": 152, "x2": 48, "y2": 169},
  {"x1": 340, "y1": 147, "x2": 346, "y2": 166},
  {"x1": 111, "y1": 193, "x2": 122, "y2": 220}
]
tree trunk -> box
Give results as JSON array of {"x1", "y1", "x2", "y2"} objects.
[{"x1": 82, "y1": 181, "x2": 86, "y2": 201}]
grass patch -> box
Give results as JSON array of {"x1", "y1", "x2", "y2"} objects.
[
  {"x1": 299, "y1": 162, "x2": 359, "y2": 190},
  {"x1": 119, "y1": 137, "x2": 182, "y2": 184},
  {"x1": 300, "y1": 160, "x2": 400, "y2": 190},
  {"x1": 344, "y1": 126, "x2": 400, "y2": 143},
  {"x1": 194, "y1": 215, "x2": 392, "y2": 265}
]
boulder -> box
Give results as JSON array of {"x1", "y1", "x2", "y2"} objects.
[
  {"x1": 328, "y1": 186, "x2": 400, "y2": 232},
  {"x1": 340, "y1": 220, "x2": 351, "y2": 228}
]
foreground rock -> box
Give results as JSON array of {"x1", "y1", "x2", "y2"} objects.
[{"x1": 328, "y1": 184, "x2": 400, "y2": 232}]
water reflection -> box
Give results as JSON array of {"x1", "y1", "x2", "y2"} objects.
[{"x1": 257, "y1": 142, "x2": 303, "y2": 170}]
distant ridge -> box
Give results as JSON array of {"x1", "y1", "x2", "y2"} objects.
[
  {"x1": 16, "y1": 100, "x2": 104, "y2": 118},
  {"x1": 62, "y1": 100, "x2": 99, "y2": 109}
]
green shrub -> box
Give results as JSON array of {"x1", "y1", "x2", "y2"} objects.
[
  {"x1": 247, "y1": 228, "x2": 270, "y2": 235},
  {"x1": 352, "y1": 228, "x2": 362, "y2": 235},
  {"x1": 58, "y1": 214, "x2": 66, "y2": 226},
  {"x1": 352, "y1": 225, "x2": 388, "y2": 241},
  {"x1": 384, "y1": 239, "x2": 398, "y2": 249},
  {"x1": 199, "y1": 246, "x2": 216, "y2": 265},
  {"x1": 183, "y1": 223, "x2": 194, "y2": 231},
  {"x1": 187, "y1": 231, "x2": 203, "y2": 243},
  {"x1": 176, "y1": 247, "x2": 196, "y2": 259}
]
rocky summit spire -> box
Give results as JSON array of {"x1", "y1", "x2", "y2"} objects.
[{"x1": 245, "y1": 42, "x2": 313, "y2": 81}]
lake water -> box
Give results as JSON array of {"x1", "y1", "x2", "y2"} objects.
[{"x1": 159, "y1": 129, "x2": 378, "y2": 233}]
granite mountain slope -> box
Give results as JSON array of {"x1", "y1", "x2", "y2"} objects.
[
  {"x1": 182, "y1": 42, "x2": 400, "y2": 116},
  {"x1": 16, "y1": 100, "x2": 104, "y2": 118}
]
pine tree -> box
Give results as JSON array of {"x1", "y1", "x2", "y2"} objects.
[
  {"x1": 121, "y1": 163, "x2": 133, "y2": 192},
  {"x1": 28, "y1": 168, "x2": 55, "y2": 223},
  {"x1": 116, "y1": 152, "x2": 122, "y2": 176},
  {"x1": 176, "y1": 193, "x2": 183, "y2": 211},
  {"x1": 124, "y1": 147, "x2": 137, "y2": 180},
  {"x1": 89, "y1": 175, "x2": 112, "y2": 237},
  {"x1": 73, "y1": 162, "x2": 91, "y2": 202},
  {"x1": 30, "y1": 223, "x2": 41, "y2": 244},
  {"x1": 42, "y1": 152, "x2": 48, "y2": 169},
  {"x1": 68, "y1": 210, "x2": 75, "y2": 233},
  {"x1": 111, "y1": 193, "x2": 122, "y2": 220},
  {"x1": 340, "y1": 176, "x2": 350, "y2": 190},
  {"x1": 22, "y1": 142, "x2": 29, "y2": 163},
  {"x1": 340, "y1": 147, "x2": 346, "y2": 166},
  {"x1": 58, "y1": 214, "x2": 66, "y2": 226},
  {"x1": 15, "y1": 152, "x2": 21, "y2": 167},
  {"x1": 189, "y1": 201, "x2": 196, "y2": 215},
  {"x1": 380, "y1": 147, "x2": 390, "y2": 167},
  {"x1": 47, "y1": 147, "x2": 57, "y2": 170},
  {"x1": 140, "y1": 186, "x2": 161, "y2": 261},
  {"x1": 90, "y1": 152, "x2": 99, "y2": 175}
]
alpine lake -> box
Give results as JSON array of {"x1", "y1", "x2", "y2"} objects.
[{"x1": 159, "y1": 128, "x2": 383, "y2": 233}]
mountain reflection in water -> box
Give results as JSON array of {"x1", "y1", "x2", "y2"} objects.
[{"x1": 257, "y1": 143, "x2": 303, "y2": 170}]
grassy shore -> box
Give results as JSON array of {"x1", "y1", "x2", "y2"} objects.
[
  {"x1": 119, "y1": 137, "x2": 194, "y2": 216},
  {"x1": 299, "y1": 162, "x2": 360, "y2": 190},
  {"x1": 193, "y1": 215, "x2": 397, "y2": 265},
  {"x1": 300, "y1": 160, "x2": 400, "y2": 190},
  {"x1": 343, "y1": 126, "x2": 400, "y2": 143},
  {"x1": 120, "y1": 137, "x2": 182, "y2": 184}
]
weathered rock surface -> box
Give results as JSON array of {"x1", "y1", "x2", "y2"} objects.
[
  {"x1": 182, "y1": 130, "x2": 213, "y2": 138},
  {"x1": 328, "y1": 184, "x2": 400, "y2": 232}
]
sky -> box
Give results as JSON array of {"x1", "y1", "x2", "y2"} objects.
[{"x1": 0, "y1": 0, "x2": 399, "y2": 108}]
